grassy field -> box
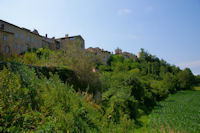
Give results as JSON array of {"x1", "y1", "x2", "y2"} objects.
[
  {"x1": 137, "y1": 90, "x2": 200, "y2": 133},
  {"x1": 194, "y1": 86, "x2": 200, "y2": 91}
]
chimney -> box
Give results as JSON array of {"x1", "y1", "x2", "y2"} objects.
[
  {"x1": 65, "y1": 34, "x2": 69, "y2": 38},
  {"x1": 45, "y1": 34, "x2": 48, "y2": 38}
]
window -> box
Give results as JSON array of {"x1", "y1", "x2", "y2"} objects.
[
  {"x1": 1, "y1": 24, "x2": 4, "y2": 30},
  {"x1": 31, "y1": 38, "x2": 34, "y2": 43},
  {"x1": 56, "y1": 43, "x2": 60, "y2": 49},
  {"x1": 15, "y1": 33, "x2": 18, "y2": 38},
  {"x1": 3, "y1": 35, "x2": 7, "y2": 41},
  {"x1": 27, "y1": 36, "x2": 30, "y2": 42},
  {"x1": 5, "y1": 46, "x2": 9, "y2": 53},
  {"x1": 14, "y1": 43, "x2": 18, "y2": 51},
  {"x1": 37, "y1": 40, "x2": 40, "y2": 45},
  {"x1": 69, "y1": 37, "x2": 74, "y2": 40},
  {"x1": 80, "y1": 43, "x2": 84, "y2": 49},
  {"x1": 20, "y1": 45, "x2": 23, "y2": 53},
  {"x1": 20, "y1": 34, "x2": 24, "y2": 40}
]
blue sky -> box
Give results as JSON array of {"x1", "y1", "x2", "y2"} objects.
[{"x1": 1, "y1": 0, "x2": 200, "y2": 75}]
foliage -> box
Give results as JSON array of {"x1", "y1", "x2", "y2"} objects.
[
  {"x1": 0, "y1": 66, "x2": 101, "y2": 132},
  {"x1": 0, "y1": 47, "x2": 197, "y2": 132},
  {"x1": 0, "y1": 67, "x2": 45, "y2": 132},
  {"x1": 195, "y1": 75, "x2": 200, "y2": 84},
  {"x1": 177, "y1": 68, "x2": 195, "y2": 89},
  {"x1": 13, "y1": 47, "x2": 101, "y2": 93},
  {"x1": 141, "y1": 90, "x2": 200, "y2": 133}
]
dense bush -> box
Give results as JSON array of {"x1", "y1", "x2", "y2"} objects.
[
  {"x1": 100, "y1": 49, "x2": 195, "y2": 116},
  {"x1": 0, "y1": 65, "x2": 101, "y2": 132},
  {"x1": 0, "y1": 67, "x2": 44, "y2": 132},
  {"x1": 0, "y1": 48, "x2": 196, "y2": 132}
]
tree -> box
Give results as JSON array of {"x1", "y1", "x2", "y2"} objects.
[
  {"x1": 177, "y1": 68, "x2": 195, "y2": 89},
  {"x1": 195, "y1": 75, "x2": 200, "y2": 85}
]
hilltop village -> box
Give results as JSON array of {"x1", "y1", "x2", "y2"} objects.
[
  {"x1": 0, "y1": 19, "x2": 139, "y2": 65},
  {"x1": 0, "y1": 20, "x2": 199, "y2": 133}
]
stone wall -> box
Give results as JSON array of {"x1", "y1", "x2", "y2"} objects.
[{"x1": 0, "y1": 20, "x2": 48, "y2": 55}]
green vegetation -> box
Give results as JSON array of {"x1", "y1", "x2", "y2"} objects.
[
  {"x1": 194, "y1": 86, "x2": 200, "y2": 91},
  {"x1": 0, "y1": 47, "x2": 199, "y2": 132},
  {"x1": 138, "y1": 90, "x2": 200, "y2": 133}
]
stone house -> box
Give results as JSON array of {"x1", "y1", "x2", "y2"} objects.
[
  {"x1": 56, "y1": 34, "x2": 85, "y2": 50},
  {"x1": 0, "y1": 19, "x2": 85, "y2": 56},
  {"x1": 87, "y1": 47, "x2": 111, "y2": 65},
  {"x1": 0, "y1": 20, "x2": 48, "y2": 56},
  {"x1": 115, "y1": 48, "x2": 137, "y2": 61}
]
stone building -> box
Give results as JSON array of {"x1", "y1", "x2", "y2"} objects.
[
  {"x1": 56, "y1": 34, "x2": 85, "y2": 50},
  {"x1": 115, "y1": 48, "x2": 137, "y2": 61},
  {"x1": 122, "y1": 51, "x2": 137, "y2": 61},
  {"x1": 0, "y1": 20, "x2": 48, "y2": 56},
  {"x1": 43, "y1": 35, "x2": 60, "y2": 50},
  {"x1": 115, "y1": 48, "x2": 122, "y2": 55},
  {"x1": 138, "y1": 52, "x2": 142, "y2": 58},
  {"x1": 87, "y1": 47, "x2": 111, "y2": 65},
  {"x1": 0, "y1": 19, "x2": 85, "y2": 56}
]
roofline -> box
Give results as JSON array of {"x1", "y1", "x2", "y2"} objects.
[
  {"x1": 86, "y1": 47, "x2": 111, "y2": 54},
  {"x1": 0, "y1": 19, "x2": 85, "y2": 41},
  {"x1": 0, "y1": 19, "x2": 43, "y2": 38},
  {"x1": 55, "y1": 35, "x2": 84, "y2": 41}
]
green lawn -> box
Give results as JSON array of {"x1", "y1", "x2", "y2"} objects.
[
  {"x1": 137, "y1": 90, "x2": 200, "y2": 133},
  {"x1": 194, "y1": 86, "x2": 200, "y2": 91}
]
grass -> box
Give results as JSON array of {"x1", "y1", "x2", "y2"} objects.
[
  {"x1": 193, "y1": 86, "x2": 200, "y2": 91},
  {"x1": 136, "y1": 90, "x2": 200, "y2": 133}
]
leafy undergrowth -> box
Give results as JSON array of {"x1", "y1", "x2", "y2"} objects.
[
  {"x1": 1, "y1": 48, "x2": 198, "y2": 132},
  {"x1": 136, "y1": 90, "x2": 200, "y2": 133}
]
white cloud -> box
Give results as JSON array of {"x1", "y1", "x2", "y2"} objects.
[
  {"x1": 177, "y1": 60, "x2": 200, "y2": 68},
  {"x1": 117, "y1": 9, "x2": 132, "y2": 15}
]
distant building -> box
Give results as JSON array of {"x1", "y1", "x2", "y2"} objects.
[
  {"x1": 0, "y1": 19, "x2": 85, "y2": 56},
  {"x1": 87, "y1": 47, "x2": 111, "y2": 65},
  {"x1": 0, "y1": 19, "x2": 138, "y2": 63},
  {"x1": 138, "y1": 52, "x2": 142, "y2": 58},
  {"x1": 56, "y1": 34, "x2": 85, "y2": 50},
  {"x1": 115, "y1": 48, "x2": 122, "y2": 55},
  {"x1": 114, "y1": 48, "x2": 137, "y2": 61},
  {"x1": 122, "y1": 51, "x2": 137, "y2": 61}
]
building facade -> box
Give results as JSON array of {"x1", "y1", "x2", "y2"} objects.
[
  {"x1": 87, "y1": 47, "x2": 111, "y2": 65},
  {"x1": 0, "y1": 20, "x2": 48, "y2": 56},
  {"x1": 0, "y1": 20, "x2": 85, "y2": 56},
  {"x1": 122, "y1": 51, "x2": 137, "y2": 61},
  {"x1": 115, "y1": 48, "x2": 122, "y2": 55},
  {"x1": 56, "y1": 34, "x2": 85, "y2": 50},
  {"x1": 115, "y1": 48, "x2": 137, "y2": 61},
  {"x1": 0, "y1": 20, "x2": 138, "y2": 63}
]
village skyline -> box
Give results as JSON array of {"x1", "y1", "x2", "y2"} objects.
[{"x1": 0, "y1": 0, "x2": 200, "y2": 75}]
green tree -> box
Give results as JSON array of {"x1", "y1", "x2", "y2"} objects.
[{"x1": 177, "y1": 68, "x2": 195, "y2": 89}]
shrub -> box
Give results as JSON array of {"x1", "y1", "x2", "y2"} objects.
[{"x1": 0, "y1": 67, "x2": 45, "y2": 132}]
